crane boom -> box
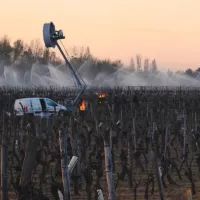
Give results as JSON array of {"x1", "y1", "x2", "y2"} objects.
[{"x1": 43, "y1": 22, "x2": 86, "y2": 107}]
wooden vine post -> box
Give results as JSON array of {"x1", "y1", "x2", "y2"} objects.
[
  {"x1": 152, "y1": 122, "x2": 165, "y2": 200},
  {"x1": 103, "y1": 128, "x2": 115, "y2": 200},
  {"x1": 1, "y1": 112, "x2": 8, "y2": 200},
  {"x1": 59, "y1": 125, "x2": 71, "y2": 200}
]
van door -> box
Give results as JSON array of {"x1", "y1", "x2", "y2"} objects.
[
  {"x1": 22, "y1": 99, "x2": 30, "y2": 113},
  {"x1": 45, "y1": 98, "x2": 58, "y2": 113},
  {"x1": 31, "y1": 98, "x2": 42, "y2": 115}
]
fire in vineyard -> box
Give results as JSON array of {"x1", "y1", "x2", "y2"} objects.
[
  {"x1": 98, "y1": 93, "x2": 106, "y2": 98},
  {"x1": 97, "y1": 93, "x2": 106, "y2": 104},
  {"x1": 80, "y1": 100, "x2": 86, "y2": 111}
]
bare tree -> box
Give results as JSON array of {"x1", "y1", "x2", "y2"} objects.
[
  {"x1": 12, "y1": 39, "x2": 24, "y2": 63},
  {"x1": 136, "y1": 54, "x2": 142, "y2": 72},
  {"x1": 0, "y1": 35, "x2": 13, "y2": 65},
  {"x1": 151, "y1": 59, "x2": 158, "y2": 74},
  {"x1": 144, "y1": 58, "x2": 149, "y2": 72},
  {"x1": 29, "y1": 39, "x2": 43, "y2": 61},
  {"x1": 129, "y1": 57, "x2": 135, "y2": 72}
]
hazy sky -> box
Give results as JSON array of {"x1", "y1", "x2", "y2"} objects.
[{"x1": 1, "y1": 0, "x2": 200, "y2": 70}]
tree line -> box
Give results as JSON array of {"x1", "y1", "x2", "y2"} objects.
[
  {"x1": 0, "y1": 35, "x2": 157, "y2": 73},
  {"x1": 0, "y1": 35, "x2": 199, "y2": 79}
]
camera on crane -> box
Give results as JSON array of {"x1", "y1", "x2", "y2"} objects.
[{"x1": 52, "y1": 30, "x2": 65, "y2": 40}]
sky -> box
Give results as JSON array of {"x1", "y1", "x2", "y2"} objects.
[{"x1": 1, "y1": 0, "x2": 200, "y2": 71}]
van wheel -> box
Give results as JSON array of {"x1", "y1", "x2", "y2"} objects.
[{"x1": 58, "y1": 110, "x2": 64, "y2": 117}]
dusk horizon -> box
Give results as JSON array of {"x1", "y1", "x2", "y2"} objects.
[{"x1": 1, "y1": 0, "x2": 200, "y2": 71}]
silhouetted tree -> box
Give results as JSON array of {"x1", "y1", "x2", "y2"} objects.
[
  {"x1": 29, "y1": 39, "x2": 43, "y2": 61},
  {"x1": 129, "y1": 57, "x2": 135, "y2": 72},
  {"x1": 41, "y1": 48, "x2": 50, "y2": 64},
  {"x1": 136, "y1": 54, "x2": 142, "y2": 72},
  {"x1": 175, "y1": 70, "x2": 184, "y2": 75},
  {"x1": 112, "y1": 60, "x2": 123, "y2": 68},
  {"x1": 22, "y1": 46, "x2": 35, "y2": 66},
  {"x1": 144, "y1": 58, "x2": 149, "y2": 72},
  {"x1": 151, "y1": 59, "x2": 158, "y2": 74},
  {"x1": 83, "y1": 46, "x2": 92, "y2": 60},
  {"x1": 0, "y1": 35, "x2": 13, "y2": 65},
  {"x1": 12, "y1": 39, "x2": 24, "y2": 63},
  {"x1": 185, "y1": 68, "x2": 193, "y2": 77}
]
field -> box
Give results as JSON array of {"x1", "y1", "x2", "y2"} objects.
[{"x1": 1, "y1": 86, "x2": 200, "y2": 200}]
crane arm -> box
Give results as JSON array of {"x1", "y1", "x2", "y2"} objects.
[{"x1": 56, "y1": 42, "x2": 86, "y2": 105}]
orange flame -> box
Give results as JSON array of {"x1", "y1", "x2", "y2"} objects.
[
  {"x1": 98, "y1": 93, "x2": 106, "y2": 98},
  {"x1": 80, "y1": 100, "x2": 86, "y2": 111}
]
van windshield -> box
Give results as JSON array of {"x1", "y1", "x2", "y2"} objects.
[{"x1": 46, "y1": 99, "x2": 58, "y2": 107}]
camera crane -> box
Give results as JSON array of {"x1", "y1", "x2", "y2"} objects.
[{"x1": 43, "y1": 22, "x2": 86, "y2": 110}]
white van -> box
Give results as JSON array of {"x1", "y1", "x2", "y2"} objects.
[{"x1": 14, "y1": 97, "x2": 67, "y2": 116}]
